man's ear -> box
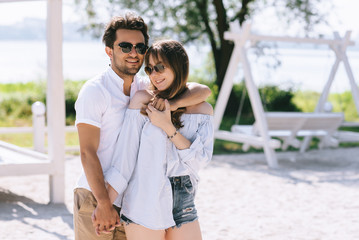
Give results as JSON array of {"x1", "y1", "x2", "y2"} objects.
[{"x1": 105, "y1": 46, "x2": 113, "y2": 60}]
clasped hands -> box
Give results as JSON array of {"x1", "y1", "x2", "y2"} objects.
[{"x1": 91, "y1": 201, "x2": 121, "y2": 236}]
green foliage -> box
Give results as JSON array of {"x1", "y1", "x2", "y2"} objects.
[
  {"x1": 0, "y1": 132, "x2": 80, "y2": 149},
  {"x1": 0, "y1": 81, "x2": 44, "y2": 93},
  {"x1": 64, "y1": 80, "x2": 86, "y2": 125},
  {"x1": 281, "y1": 0, "x2": 325, "y2": 33},
  {"x1": 0, "y1": 80, "x2": 86, "y2": 126},
  {"x1": 329, "y1": 91, "x2": 358, "y2": 122},
  {"x1": 292, "y1": 90, "x2": 320, "y2": 112},
  {"x1": 216, "y1": 83, "x2": 299, "y2": 124},
  {"x1": 293, "y1": 90, "x2": 359, "y2": 122},
  {"x1": 0, "y1": 82, "x2": 46, "y2": 126},
  {"x1": 260, "y1": 85, "x2": 299, "y2": 112},
  {"x1": 189, "y1": 51, "x2": 218, "y2": 106}
]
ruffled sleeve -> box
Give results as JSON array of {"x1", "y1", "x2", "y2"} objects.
[
  {"x1": 104, "y1": 109, "x2": 148, "y2": 198},
  {"x1": 176, "y1": 116, "x2": 214, "y2": 176}
]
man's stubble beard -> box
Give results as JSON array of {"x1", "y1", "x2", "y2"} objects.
[
  {"x1": 116, "y1": 64, "x2": 140, "y2": 76},
  {"x1": 113, "y1": 59, "x2": 142, "y2": 77}
]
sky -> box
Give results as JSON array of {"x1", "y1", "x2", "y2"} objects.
[
  {"x1": 0, "y1": 0, "x2": 358, "y2": 41},
  {"x1": 0, "y1": 0, "x2": 78, "y2": 24}
]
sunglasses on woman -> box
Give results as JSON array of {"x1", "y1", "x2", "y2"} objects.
[
  {"x1": 144, "y1": 63, "x2": 166, "y2": 75},
  {"x1": 118, "y1": 42, "x2": 149, "y2": 55}
]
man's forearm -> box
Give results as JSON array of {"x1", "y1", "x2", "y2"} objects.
[
  {"x1": 170, "y1": 82, "x2": 211, "y2": 109},
  {"x1": 81, "y1": 153, "x2": 111, "y2": 205}
]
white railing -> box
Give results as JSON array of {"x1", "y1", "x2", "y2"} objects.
[{"x1": 0, "y1": 101, "x2": 79, "y2": 153}]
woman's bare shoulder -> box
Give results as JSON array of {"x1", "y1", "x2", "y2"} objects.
[
  {"x1": 185, "y1": 102, "x2": 213, "y2": 115},
  {"x1": 129, "y1": 90, "x2": 153, "y2": 109}
]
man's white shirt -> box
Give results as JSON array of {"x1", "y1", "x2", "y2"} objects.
[{"x1": 74, "y1": 67, "x2": 149, "y2": 206}]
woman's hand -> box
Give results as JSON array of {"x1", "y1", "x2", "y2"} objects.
[
  {"x1": 147, "y1": 99, "x2": 192, "y2": 150},
  {"x1": 146, "y1": 99, "x2": 176, "y2": 134}
]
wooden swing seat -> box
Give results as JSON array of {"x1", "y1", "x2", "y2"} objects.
[{"x1": 231, "y1": 112, "x2": 344, "y2": 152}]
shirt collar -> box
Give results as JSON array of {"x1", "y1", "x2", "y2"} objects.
[
  {"x1": 107, "y1": 67, "x2": 124, "y2": 88},
  {"x1": 106, "y1": 66, "x2": 140, "y2": 93}
]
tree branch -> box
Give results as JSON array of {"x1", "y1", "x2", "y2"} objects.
[
  {"x1": 212, "y1": 0, "x2": 229, "y2": 45},
  {"x1": 194, "y1": 0, "x2": 219, "y2": 61},
  {"x1": 233, "y1": 0, "x2": 255, "y2": 25}
]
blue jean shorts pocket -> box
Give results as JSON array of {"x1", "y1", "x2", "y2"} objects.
[{"x1": 183, "y1": 178, "x2": 195, "y2": 194}]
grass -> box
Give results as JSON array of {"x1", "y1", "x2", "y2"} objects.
[{"x1": 0, "y1": 131, "x2": 79, "y2": 151}]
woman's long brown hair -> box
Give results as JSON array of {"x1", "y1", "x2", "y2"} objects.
[{"x1": 143, "y1": 40, "x2": 189, "y2": 129}]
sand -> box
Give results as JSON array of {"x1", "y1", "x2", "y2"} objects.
[{"x1": 1, "y1": 147, "x2": 359, "y2": 240}]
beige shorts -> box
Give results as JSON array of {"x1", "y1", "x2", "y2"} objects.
[{"x1": 73, "y1": 188, "x2": 126, "y2": 240}]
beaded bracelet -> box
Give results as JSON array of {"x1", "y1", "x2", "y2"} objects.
[{"x1": 167, "y1": 130, "x2": 178, "y2": 139}]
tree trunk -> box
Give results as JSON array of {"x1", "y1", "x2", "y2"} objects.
[{"x1": 214, "y1": 40, "x2": 234, "y2": 90}]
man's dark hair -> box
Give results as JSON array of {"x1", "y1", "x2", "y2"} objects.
[{"x1": 102, "y1": 12, "x2": 149, "y2": 48}]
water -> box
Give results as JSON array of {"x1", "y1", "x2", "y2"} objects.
[
  {"x1": 0, "y1": 40, "x2": 109, "y2": 82},
  {"x1": 0, "y1": 40, "x2": 358, "y2": 93},
  {"x1": 248, "y1": 47, "x2": 359, "y2": 93}
]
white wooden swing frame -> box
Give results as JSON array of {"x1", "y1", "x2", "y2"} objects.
[{"x1": 213, "y1": 22, "x2": 359, "y2": 168}]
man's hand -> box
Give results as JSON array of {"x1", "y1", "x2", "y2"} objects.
[
  {"x1": 168, "y1": 99, "x2": 179, "y2": 111},
  {"x1": 151, "y1": 97, "x2": 166, "y2": 111},
  {"x1": 91, "y1": 202, "x2": 120, "y2": 236},
  {"x1": 152, "y1": 97, "x2": 179, "y2": 112}
]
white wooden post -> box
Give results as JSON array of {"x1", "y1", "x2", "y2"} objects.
[
  {"x1": 340, "y1": 32, "x2": 359, "y2": 114},
  {"x1": 213, "y1": 22, "x2": 246, "y2": 130},
  {"x1": 300, "y1": 33, "x2": 342, "y2": 152},
  {"x1": 214, "y1": 22, "x2": 278, "y2": 168},
  {"x1": 31, "y1": 101, "x2": 46, "y2": 153},
  {"x1": 213, "y1": 49, "x2": 241, "y2": 130},
  {"x1": 315, "y1": 31, "x2": 354, "y2": 112},
  {"x1": 301, "y1": 31, "x2": 358, "y2": 152},
  {"x1": 239, "y1": 48, "x2": 278, "y2": 168},
  {"x1": 47, "y1": 0, "x2": 65, "y2": 203}
]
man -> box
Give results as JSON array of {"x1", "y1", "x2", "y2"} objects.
[{"x1": 74, "y1": 12, "x2": 211, "y2": 240}]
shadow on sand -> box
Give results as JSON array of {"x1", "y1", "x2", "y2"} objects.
[{"x1": 0, "y1": 188, "x2": 73, "y2": 239}]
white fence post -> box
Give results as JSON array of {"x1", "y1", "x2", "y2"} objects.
[{"x1": 31, "y1": 101, "x2": 46, "y2": 153}]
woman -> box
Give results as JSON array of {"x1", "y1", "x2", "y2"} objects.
[{"x1": 104, "y1": 39, "x2": 214, "y2": 240}]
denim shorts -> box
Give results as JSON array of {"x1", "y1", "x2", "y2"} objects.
[
  {"x1": 121, "y1": 175, "x2": 198, "y2": 229},
  {"x1": 170, "y1": 175, "x2": 198, "y2": 228}
]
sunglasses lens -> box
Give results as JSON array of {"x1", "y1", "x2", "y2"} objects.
[
  {"x1": 144, "y1": 66, "x2": 152, "y2": 75},
  {"x1": 144, "y1": 64, "x2": 165, "y2": 76},
  {"x1": 135, "y1": 43, "x2": 148, "y2": 54},
  {"x1": 118, "y1": 42, "x2": 148, "y2": 55},
  {"x1": 154, "y1": 64, "x2": 165, "y2": 73},
  {"x1": 118, "y1": 42, "x2": 132, "y2": 53}
]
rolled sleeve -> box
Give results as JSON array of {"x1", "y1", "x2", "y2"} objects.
[
  {"x1": 177, "y1": 118, "x2": 214, "y2": 172},
  {"x1": 104, "y1": 109, "x2": 147, "y2": 198},
  {"x1": 105, "y1": 167, "x2": 128, "y2": 198}
]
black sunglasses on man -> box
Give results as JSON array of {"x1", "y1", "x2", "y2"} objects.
[{"x1": 118, "y1": 42, "x2": 148, "y2": 55}]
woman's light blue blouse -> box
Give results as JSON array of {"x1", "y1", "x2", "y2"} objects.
[{"x1": 104, "y1": 109, "x2": 214, "y2": 230}]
